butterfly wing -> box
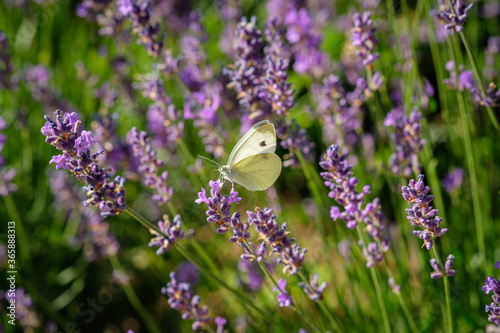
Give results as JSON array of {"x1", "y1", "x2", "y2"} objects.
[
  {"x1": 228, "y1": 120, "x2": 277, "y2": 167},
  {"x1": 230, "y1": 153, "x2": 282, "y2": 191}
]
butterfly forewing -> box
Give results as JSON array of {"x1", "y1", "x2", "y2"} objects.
[
  {"x1": 230, "y1": 153, "x2": 282, "y2": 191},
  {"x1": 228, "y1": 120, "x2": 277, "y2": 167}
]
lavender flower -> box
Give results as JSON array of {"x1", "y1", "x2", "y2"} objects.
[
  {"x1": 0, "y1": 115, "x2": 17, "y2": 196},
  {"x1": 246, "y1": 207, "x2": 306, "y2": 275},
  {"x1": 237, "y1": 259, "x2": 264, "y2": 291},
  {"x1": 402, "y1": 174, "x2": 448, "y2": 250},
  {"x1": 49, "y1": 172, "x2": 119, "y2": 261},
  {"x1": 441, "y1": 168, "x2": 464, "y2": 193},
  {"x1": 42, "y1": 110, "x2": 126, "y2": 217},
  {"x1": 283, "y1": 7, "x2": 330, "y2": 77},
  {"x1": 384, "y1": 108, "x2": 425, "y2": 177},
  {"x1": 435, "y1": 0, "x2": 474, "y2": 33},
  {"x1": 127, "y1": 127, "x2": 173, "y2": 205},
  {"x1": 320, "y1": 145, "x2": 389, "y2": 267},
  {"x1": 4, "y1": 288, "x2": 42, "y2": 330},
  {"x1": 215, "y1": 317, "x2": 227, "y2": 333},
  {"x1": 277, "y1": 120, "x2": 315, "y2": 168},
  {"x1": 273, "y1": 278, "x2": 293, "y2": 307},
  {"x1": 195, "y1": 180, "x2": 242, "y2": 233},
  {"x1": 351, "y1": 12, "x2": 379, "y2": 68},
  {"x1": 483, "y1": 262, "x2": 500, "y2": 325},
  {"x1": 430, "y1": 254, "x2": 456, "y2": 279},
  {"x1": 161, "y1": 272, "x2": 210, "y2": 330},
  {"x1": 388, "y1": 278, "x2": 401, "y2": 294},
  {"x1": 224, "y1": 16, "x2": 266, "y2": 118},
  {"x1": 484, "y1": 37, "x2": 500, "y2": 81},
  {"x1": 259, "y1": 20, "x2": 295, "y2": 117},
  {"x1": 149, "y1": 214, "x2": 190, "y2": 255},
  {"x1": 298, "y1": 274, "x2": 327, "y2": 301},
  {"x1": 312, "y1": 74, "x2": 363, "y2": 147},
  {"x1": 177, "y1": 261, "x2": 200, "y2": 286},
  {"x1": 0, "y1": 31, "x2": 16, "y2": 90},
  {"x1": 118, "y1": 0, "x2": 164, "y2": 56}
]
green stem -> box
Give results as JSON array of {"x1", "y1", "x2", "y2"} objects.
[
  {"x1": 243, "y1": 241, "x2": 323, "y2": 333},
  {"x1": 298, "y1": 271, "x2": 342, "y2": 332},
  {"x1": 355, "y1": 226, "x2": 391, "y2": 333},
  {"x1": 124, "y1": 207, "x2": 271, "y2": 323},
  {"x1": 431, "y1": 246, "x2": 453, "y2": 333},
  {"x1": 295, "y1": 150, "x2": 326, "y2": 235},
  {"x1": 3, "y1": 195, "x2": 32, "y2": 272},
  {"x1": 176, "y1": 244, "x2": 271, "y2": 324},
  {"x1": 445, "y1": 2, "x2": 499, "y2": 130},
  {"x1": 109, "y1": 256, "x2": 162, "y2": 333}
]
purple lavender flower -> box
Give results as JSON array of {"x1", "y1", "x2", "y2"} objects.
[
  {"x1": 351, "y1": 12, "x2": 379, "y2": 68},
  {"x1": 312, "y1": 74, "x2": 363, "y2": 147},
  {"x1": 483, "y1": 262, "x2": 500, "y2": 326},
  {"x1": 149, "y1": 214, "x2": 190, "y2": 255},
  {"x1": 237, "y1": 259, "x2": 265, "y2": 291},
  {"x1": 435, "y1": 0, "x2": 474, "y2": 33},
  {"x1": 4, "y1": 288, "x2": 42, "y2": 330},
  {"x1": 215, "y1": 317, "x2": 227, "y2": 333},
  {"x1": 484, "y1": 37, "x2": 500, "y2": 81},
  {"x1": 283, "y1": 7, "x2": 330, "y2": 77},
  {"x1": 298, "y1": 274, "x2": 327, "y2": 301},
  {"x1": 42, "y1": 110, "x2": 126, "y2": 217},
  {"x1": 388, "y1": 278, "x2": 401, "y2": 294},
  {"x1": 0, "y1": 31, "x2": 16, "y2": 90},
  {"x1": 441, "y1": 168, "x2": 464, "y2": 193},
  {"x1": 402, "y1": 174, "x2": 448, "y2": 250},
  {"x1": 273, "y1": 278, "x2": 293, "y2": 307},
  {"x1": 195, "y1": 180, "x2": 242, "y2": 233},
  {"x1": 177, "y1": 261, "x2": 200, "y2": 286},
  {"x1": 277, "y1": 120, "x2": 315, "y2": 168},
  {"x1": 161, "y1": 272, "x2": 210, "y2": 330},
  {"x1": 246, "y1": 207, "x2": 306, "y2": 275},
  {"x1": 320, "y1": 145, "x2": 389, "y2": 267},
  {"x1": 430, "y1": 254, "x2": 456, "y2": 279},
  {"x1": 384, "y1": 108, "x2": 425, "y2": 177},
  {"x1": 127, "y1": 127, "x2": 174, "y2": 205},
  {"x1": 224, "y1": 16, "x2": 266, "y2": 118},
  {"x1": 49, "y1": 172, "x2": 119, "y2": 261},
  {"x1": 119, "y1": 0, "x2": 164, "y2": 56}
]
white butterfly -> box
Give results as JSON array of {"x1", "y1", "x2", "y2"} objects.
[{"x1": 217, "y1": 120, "x2": 282, "y2": 191}]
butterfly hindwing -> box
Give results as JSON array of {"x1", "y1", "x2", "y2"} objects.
[
  {"x1": 230, "y1": 153, "x2": 282, "y2": 191},
  {"x1": 228, "y1": 121, "x2": 277, "y2": 167}
]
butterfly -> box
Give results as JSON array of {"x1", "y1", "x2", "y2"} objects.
[{"x1": 214, "y1": 120, "x2": 282, "y2": 191}]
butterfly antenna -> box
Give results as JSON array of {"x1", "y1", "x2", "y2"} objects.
[{"x1": 197, "y1": 155, "x2": 221, "y2": 167}]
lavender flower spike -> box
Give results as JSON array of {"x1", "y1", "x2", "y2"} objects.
[
  {"x1": 320, "y1": 145, "x2": 389, "y2": 267},
  {"x1": 483, "y1": 262, "x2": 500, "y2": 326},
  {"x1": 149, "y1": 215, "x2": 192, "y2": 255},
  {"x1": 402, "y1": 174, "x2": 447, "y2": 250},
  {"x1": 430, "y1": 254, "x2": 456, "y2": 279},
  {"x1": 42, "y1": 110, "x2": 125, "y2": 217},
  {"x1": 435, "y1": 0, "x2": 474, "y2": 33},
  {"x1": 351, "y1": 12, "x2": 379, "y2": 68},
  {"x1": 299, "y1": 273, "x2": 327, "y2": 301},
  {"x1": 161, "y1": 272, "x2": 210, "y2": 330},
  {"x1": 273, "y1": 278, "x2": 293, "y2": 307},
  {"x1": 195, "y1": 180, "x2": 241, "y2": 233}
]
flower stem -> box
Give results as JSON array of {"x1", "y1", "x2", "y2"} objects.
[
  {"x1": 3, "y1": 194, "x2": 32, "y2": 272},
  {"x1": 243, "y1": 240, "x2": 323, "y2": 333},
  {"x1": 355, "y1": 226, "x2": 391, "y2": 333},
  {"x1": 431, "y1": 246, "x2": 453, "y2": 333},
  {"x1": 108, "y1": 255, "x2": 162, "y2": 333},
  {"x1": 297, "y1": 271, "x2": 342, "y2": 332},
  {"x1": 445, "y1": 1, "x2": 500, "y2": 130}
]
